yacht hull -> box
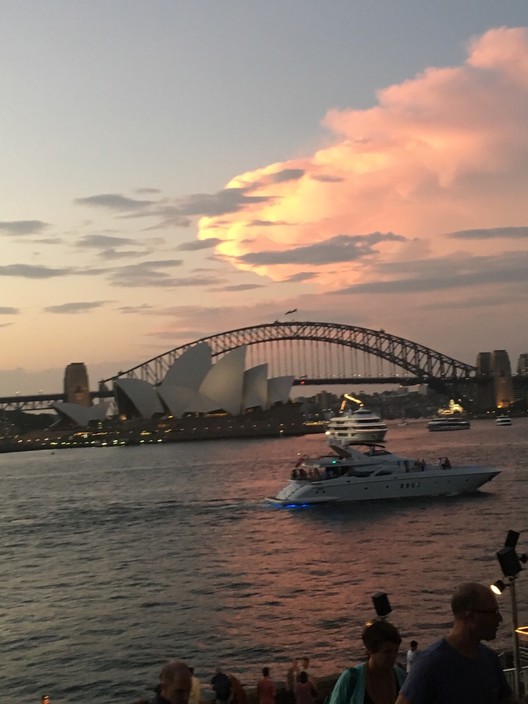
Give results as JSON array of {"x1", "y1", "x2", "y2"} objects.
[{"x1": 267, "y1": 467, "x2": 500, "y2": 507}]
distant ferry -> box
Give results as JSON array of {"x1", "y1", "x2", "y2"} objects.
[
  {"x1": 496, "y1": 416, "x2": 512, "y2": 427},
  {"x1": 427, "y1": 417, "x2": 471, "y2": 432}
]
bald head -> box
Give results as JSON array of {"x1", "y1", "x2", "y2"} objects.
[
  {"x1": 450, "y1": 581, "x2": 502, "y2": 643},
  {"x1": 159, "y1": 661, "x2": 192, "y2": 704},
  {"x1": 451, "y1": 582, "x2": 494, "y2": 616}
]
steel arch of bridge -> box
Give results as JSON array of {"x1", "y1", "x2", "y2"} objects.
[{"x1": 101, "y1": 321, "x2": 476, "y2": 387}]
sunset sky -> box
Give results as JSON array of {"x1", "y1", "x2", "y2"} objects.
[{"x1": 1, "y1": 1, "x2": 528, "y2": 395}]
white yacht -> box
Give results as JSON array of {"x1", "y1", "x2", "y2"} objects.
[
  {"x1": 266, "y1": 444, "x2": 499, "y2": 506},
  {"x1": 325, "y1": 407, "x2": 388, "y2": 446},
  {"x1": 427, "y1": 417, "x2": 471, "y2": 431},
  {"x1": 496, "y1": 416, "x2": 512, "y2": 426}
]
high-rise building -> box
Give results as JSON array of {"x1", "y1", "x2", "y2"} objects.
[
  {"x1": 517, "y1": 353, "x2": 528, "y2": 376},
  {"x1": 491, "y1": 350, "x2": 514, "y2": 409},
  {"x1": 475, "y1": 350, "x2": 514, "y2": 410},
  {"x1": 476, "y1": 352, "x2": 492, "y2": 375},
  {"x1": 63, "y1": 363, "x2": 91, "y2": 406},
  {"x1": 475, "y1": 352, "x2": 494, "y2": 410}
]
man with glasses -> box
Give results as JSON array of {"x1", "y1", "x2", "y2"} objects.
[{"x1": 395, "y1": 582, "x2": 515, "y2": 704}]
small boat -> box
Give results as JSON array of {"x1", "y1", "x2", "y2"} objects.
[
  {"x1": 427, "y1": 417, "x2": 471, "y2": 431},
  {"x1": 496, "y1": 416, "x2": 512, "y2": 426},
  {"x1": 266, "y1": 443, "x2": 499, "y2": 506},
  {"x1": 325, "y1": 407, "x2": 388, "y2": 446}
]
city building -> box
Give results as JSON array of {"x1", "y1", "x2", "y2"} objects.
[
  {"x1": 492, "y1": 349, "x2": 514, "y2": 409},
  {"x1": 63, "y1": 363, "x2": 91, "y2": 406},
  {"x1": 475, "y1": 350, "x2": 514, "y2": 410},
  {"x1": 517, "y1": 353, "x2": 528, "y2": 376}
]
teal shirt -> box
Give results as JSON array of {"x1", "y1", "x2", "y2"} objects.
[{"x1": 328, "y1": 663, "x2": 406, "y2": 704}]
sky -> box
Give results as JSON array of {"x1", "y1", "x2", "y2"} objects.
[{"x1": 1, "y1": 0, "x2": 528, "y2": 395}]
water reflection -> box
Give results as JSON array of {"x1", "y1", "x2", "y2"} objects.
[{"x1": 0, "y1": 420, "x2": 527, "y2": 702}]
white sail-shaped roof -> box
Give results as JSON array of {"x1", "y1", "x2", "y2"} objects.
[
  {"x1": 115, "y1": 378, "x2": 165, "y2": 419},
  {"x1": 162, "y1": 342, "x2": 212, "y2": 388},
  {"x1": 51, "y1": 401, "x2": 110, "y2": 427},
  {"x1": 242, "y1": 364, "x2": 269, "y2": 410},
  {"x1": 195, "y1": 346, "x2": 247, "y2": 416},
  {"x1": 90, "y1": 402, "x2": 111, "y2": 421},
  {"x1": 267, "y1": 376, "x2": 294, "y2": 405},
  {"x1": 158, "y1": 343, "x2": 215, "y2": 416},
  {"x1": 157, "y1": 385, "x2": 197, "y2": 417},
  {"x1": 182, "y1": 390, "x2": 226, "y2": 414}
]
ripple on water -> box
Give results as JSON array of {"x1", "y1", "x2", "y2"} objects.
[{"x1": 0, "y1": 423, "x2": 527, "y2": 701}]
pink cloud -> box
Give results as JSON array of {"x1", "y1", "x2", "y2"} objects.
[{"x1": 198, "y1": 27, "x2": 528, "y2": 288}]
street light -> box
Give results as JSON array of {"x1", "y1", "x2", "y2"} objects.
[
  {"x1": 491, "y1": 579, "x2": 508, "y2": 595},
  {"x1": 372, "y1": 592, "x2": 392, "y2": 619},
  {"x1": 492, "y1": 530, "x2": 528, "y2": 700}
]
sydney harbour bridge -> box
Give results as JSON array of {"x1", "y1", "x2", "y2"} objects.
[
  {"x1": 101, "y1": 321, "x2": 477, "y2": 388},
  {"x1": 1, "y1": 321, "x2": 496, "y2": 413}
]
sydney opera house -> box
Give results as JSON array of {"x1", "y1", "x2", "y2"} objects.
[{"x1": 51, "y1": 343, "x2": 295, "y2": 429}]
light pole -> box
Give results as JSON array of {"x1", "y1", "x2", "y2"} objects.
[
  {"x1": 492, "y1": 530, "x2": 527, "y2": 700},
  {"x1": 372, "y1": 592, "x2": 392, "y2": 620},
  {"x1": 492, "y1": 576, "x2": 521, "y2": 699}
]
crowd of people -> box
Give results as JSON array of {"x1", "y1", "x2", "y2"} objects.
[
  {"x1": 131, "y1": 657, "x2": 318, "y2": 704},
  {"x1": 124, "y1": 581, "x2": 521, "y2": 704}
]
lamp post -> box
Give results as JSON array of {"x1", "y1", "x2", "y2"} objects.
[
  {"x1": 372, "y1": 592, "x2": 392, "y2": 620},
  {"x1": 492, "y1": 576, "x2": 521, "y2": 699},
  {"x1": 492, "y1": 531, "x2": 527, "y2": 700}
]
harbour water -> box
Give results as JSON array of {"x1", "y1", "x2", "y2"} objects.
[{"x1": 1, "y1": 418, "x2": 528, "y2": 703}]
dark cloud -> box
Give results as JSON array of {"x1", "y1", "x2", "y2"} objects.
[
  {"x1": 331, "y1": 251, "x2": 528, "y2": 295},
  {"x1": 77, "y1": 188, "x2": 278, "y2": 233},
  {"x1": 0, "y1": 264, "x2": 72, "y2": 278},
  {"x1": 44, "y1": 301, "x2": 110, "y2": 314},
  {"x1": 269, "y1": 168, "x2": 305, "y2": 183},
  {"x1": 421, "y1": 289, "x2": 528, "y2": 310},
  {"x1": 75, "y1": 193, "x2": 156, "y2": 211},
  {"x1": 284, "y1": 271, "x2": 319, "y2": 282},
  {"x1": 117, "y1": 304, "x2": 155, "y2": 314},
  {"x1": 448, "y1": 226, "x2": 528, "y2": 239},
  {"x1": 99, "y1": 248, "x2": 149, "y2": 260},
  {"x1": 33, "y1": 237, "x2": 63, "y2": 245},
  {"x1": 142, "y1": 214, "x2": 193, "y2": 229},
  {"x1": 0, "y1": 220, "x2": 49, "y2": 235},
  {"x1": 175, "y1": 188, "x2": 272, "y2": 217},
  {"x1": 0, "y1": 306, "x2": 19, "y2": 314},
  {"x1": 135, "y1": 187, "x2": 161, "y2": 194},
  {"x1": 129, "y1": 188, "x2": 275, "y2": 230},
  {"x1": 76, "y1": 234, "x2": 137, "y2": 248},
  {"x1": 311, "y1": 174, "x2": 345, "y2": 183},
  {"x1": 210, "y1": 283, "x2": 265, "y2": 292},
  {"x1": 176, "y1": 238, "x2": 223, "y2": 251},
  {"x1": 237, "y1": 232, "x2": 406, "y2": 266},
  {"x1": 249, "y1": 219, "x2": 292, "y2": 227},
  {"x1": 107, "y1": 259, "x2": 185, "y2": 287},
  {"x1": 171, "y1": 275, "x2": 225, "y2": 287}
]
